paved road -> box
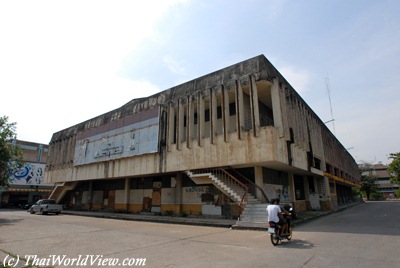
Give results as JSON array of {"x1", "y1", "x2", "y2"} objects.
[{"x1": 0, "y1": 201, "x2": 399, "y2": 268}]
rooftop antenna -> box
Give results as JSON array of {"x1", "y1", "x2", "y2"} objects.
[{"x1": 325, "y1": 74, "x2": 336, "y2": 135}]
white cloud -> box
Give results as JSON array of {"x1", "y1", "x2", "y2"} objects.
[
  {"x1": 0, "y1": 0, "x2": 186, "y2": 143},
  {"x1": 163, "y1": 55, "x2": 187, "y2": 76},
  {"x1": 277, "y1": 65, "x2": 313, "y2": 94}
]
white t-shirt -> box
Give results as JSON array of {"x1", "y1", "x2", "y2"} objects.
[{"x1": 267, "y1": 204, "x2": 281, "y2": 223}]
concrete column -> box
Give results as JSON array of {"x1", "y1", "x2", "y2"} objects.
[
  {"x1": 177, "y1": 99, "x2": 184, "y2": 150},
  {"x1": 124, "y1": 178, "x2": 130, "y2": 211},
  {"x1": 198, "y1": 92, "x2": 204, "y2": 147},
  {"x1": 324, "y1": 176, "x2": 331, "y2": 199},
  {"x1": 187, "y1": 96, "x2": 192, "y2": 149},
  {"x1": 235, "y1": 80, "x2": 245, "y2": 140},
  {"x1": 210, "y1": 88, "x2": 217, "y2": 144},
  {"x1": 222, "y1": 85, "x2": 229, "y2": 142},
  {"x1": 249, "y1": 75, "x2": 260, "y2": 137},
  {"x1": 88, "y1": 181, "x2": 93, "y2": 210},
  {"x1": 167, "y1": 104, "x2": 175, "y2": 152},
  {"x1": 175, "y1": 173, "x2": 183, "y2": 213},
  {"x1": 254, "y1": 166, "x2": 264, "y2": 201},
  {"x1": 288, "y1": 172, "x2": 295, "y2": 202},
  {"x1": 271, "y1": 79, "x2": 285, "y2": 138}
]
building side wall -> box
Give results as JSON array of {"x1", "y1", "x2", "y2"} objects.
[{"x1": 45, "y1": 55, "x2": 359, "y2": 215}]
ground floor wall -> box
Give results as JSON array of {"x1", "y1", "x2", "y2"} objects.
[
  {"x1": 57, "y1": 165, "x2": 359, "y2": 220},
  {"x1": 0, "y1": 186, "x2": 52, "y2": 208},
  {"x1": 62, "y1": 178, "x2": 239, "y2": 218}
]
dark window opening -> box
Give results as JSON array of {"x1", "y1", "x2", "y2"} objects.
[
  {"x1": 308, "y1": 176, "x2": 316, "y2": 193},
  {"x1": 93, "y1": 179, "x2": 125, "y2": 191},
  {"x1": 314, "y1": 157, "x2": 321, "y2": 170},
  {"x1": 262, "y1": 168, "x2": 289, "y2": 185},
  {"x1": 326, "y1": 163, "x2": 332, "y2": 174},
  {"x1": 173, "y1": 116, "x2": 177, "y2": 144},
  {"x1": 130, "y1": 178, "x2": 153, "y2": 189},
  {"x1": 259, "y1": 102, "x2": 274, "y2": 127},
  {"x1": 289, "y1": 128, "x2": 294, "y2": 143},
  {"x1": 217, "y1": 106, "x2": 222, "y2": 119},
  {"x1": 294, "y1": 175, "x2": 305, "y2": 200},
  {"x1": 205, "y1": 109, "x2": 210, "y2": 122},
  {"x1": 229, "y1": 103, "x2": 236, "y2": 116}
]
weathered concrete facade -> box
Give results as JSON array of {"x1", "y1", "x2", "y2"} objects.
[{"x1": 46, "y1": 55, "x2": 359, "y2": 219}]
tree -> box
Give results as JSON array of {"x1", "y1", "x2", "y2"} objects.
[
  {"x1": 359, "y1": 162, "x2": 378, "y2": 200},
  {"x1": 0, "y1": 116, "x2": 23, "y2": 186},
  {"x1": 388, "y1": 152, "x2": 400, "y2": 184}
]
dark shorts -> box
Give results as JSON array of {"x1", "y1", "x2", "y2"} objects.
[
  {"x1": 269, "y1": 219, "x2": 285, "y2": 228},
  {"x1": 277, "y1": 219, "x2": 286, "y2": 226}
]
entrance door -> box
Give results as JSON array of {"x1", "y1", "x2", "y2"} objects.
[{"x1": 108, "y1": 190, "x2": 115, "y2": 210}]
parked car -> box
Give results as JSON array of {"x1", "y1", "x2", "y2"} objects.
[
  {"x1": 29, "y1": 199, "x2": 63, "y2": 215},
  {"x1": 23, "y1": 203, "x2": 34, "y2": 210}
]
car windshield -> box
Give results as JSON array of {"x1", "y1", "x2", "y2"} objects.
[{"x1": 42, "y1": 200, "x2": 55, "y2": 204}]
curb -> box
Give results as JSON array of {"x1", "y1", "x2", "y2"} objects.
[
  {"x1": 61, "y1": 202, "x2": 362, "y2": 231},
  {"x1": 61, "y1": 210, "x2": 236, "y2": 229}
]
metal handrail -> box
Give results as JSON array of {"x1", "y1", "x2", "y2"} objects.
[
  {"x1": 188, "y1": 168, "x2": 249, "y2": 216},
  {"x1": 227, "y1": 168, "x2": 270, "y2": 203},
  {"x1": 218, "y1": 168, "x2": 249, "y2": 216}
]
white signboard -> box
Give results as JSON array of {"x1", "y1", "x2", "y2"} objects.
[
  {"x1": 74, "y1": 107, "x2": 159, "y2": 166},
  {"x1": 9, "y1": 163, "x2": 45, "y2": 185}
]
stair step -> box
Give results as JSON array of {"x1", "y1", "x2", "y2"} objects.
[{"x1": 235, "y1": 222, "x2": 267, "y2": 228}]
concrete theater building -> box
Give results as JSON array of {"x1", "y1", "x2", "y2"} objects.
[{"x1": 46, "y1": 55, "x2": 359, "y2": 227}]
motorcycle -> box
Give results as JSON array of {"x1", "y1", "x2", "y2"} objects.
[{"x1": 268, "y1": 204, "x2": 295, "y2": 246}]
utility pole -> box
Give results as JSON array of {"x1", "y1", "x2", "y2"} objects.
[{"x1": 325, "y1": 75, "x2": 336, "y2": 135}]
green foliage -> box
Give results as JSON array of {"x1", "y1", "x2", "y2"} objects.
[
  {"x1": 180, "y1": 211, "x2": 188, "y2": 217},
  {"x1": 395, "y1": 189, "x2": 400, "y2": 199},
  {"x1": 388, "y1": 152, "x2": 400, "y2": 184},
  {"x1": 352, "y1": 188, "x2": 362, "y2": 199},
  {"x1": 164, "y1": 209, "x2": 174, "y2": 216},
  {"x1": 370, "y1": 192, "x2": 384, "y2": 201},
  {"x1": 360, "y1": 176, "x2": 378, "y2": 200},
  {"x1": 0, "y1": 116, "x2": 23, "y2": 186}
]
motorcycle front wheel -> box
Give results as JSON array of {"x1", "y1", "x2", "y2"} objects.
[{"x1": 286, "y1": 225, "x2": 293, "y2": 240}]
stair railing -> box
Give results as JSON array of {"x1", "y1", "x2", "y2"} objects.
[
  {"x1": 226, "y1": 168, "x2": 270, "y2": 203},
  {"x1": 187, "y1": 168, "x2": 249, "y2": 215},
  {"x1": 218, "y1": 168, "x2": 249, "y2": 215}
]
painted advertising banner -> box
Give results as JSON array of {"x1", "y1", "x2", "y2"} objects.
[
  {"x1": 9, "y1": 163, "x2": 45, "y2": 185},
  {"x1": 74, "y1": 107, "x2": 159, "y2": 166},
  {"x1": 182, "y1": 186, "x2": 208, "y2": 203},
  {"x1": 263, "y1": 184, "x2": 290, "y2": 202}
]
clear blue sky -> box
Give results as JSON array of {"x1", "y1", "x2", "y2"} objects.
[{"x1": 1, "y1": 0, "x2": 399, "y2": 164}]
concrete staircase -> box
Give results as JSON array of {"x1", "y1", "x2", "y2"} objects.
[
  {"x1": 48, "y1": 181, "x2": 78, "y2": 203},
  {"x1": 235, "y1": 202, "x2": 268, "y2": 228},
  {"x1": 185, "y1": 168, "x2": 269, "y2": 228},
  {"x1": 185, "y1": 170, "x2": 250, "y2": 203}
]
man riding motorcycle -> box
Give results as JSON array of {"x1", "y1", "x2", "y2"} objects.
[{"x1": 267, "y1": 198, "x2": 291, "y2": 236}]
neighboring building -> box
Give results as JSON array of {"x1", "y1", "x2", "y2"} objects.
[
  {"x1": 0, "y1": 140, "x2": 52, "y2": 208},
  {"x1": 45, "y1": 55, "x2": 359, "y2": 226},
  {"x1": 371, "y1": 163, "x2": 398, "y2": 199}
]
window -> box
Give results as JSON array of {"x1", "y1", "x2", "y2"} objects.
[
  {"x1": 205, "y1": 109, "x2": 210, "y2": 122},
  {"x1": 294, "y1": 175, "x2": 305, "y2": 200},
  {"x1": 229, "y1": 103, "x2": 236, "y2": 116},
  {"x1": 308, "y1": 176, "x2": 315, "y2": 193}
]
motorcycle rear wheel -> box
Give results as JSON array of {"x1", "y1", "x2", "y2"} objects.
[{"x1": 270, "y1": 233, "x2": 280, "y2": 246}]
